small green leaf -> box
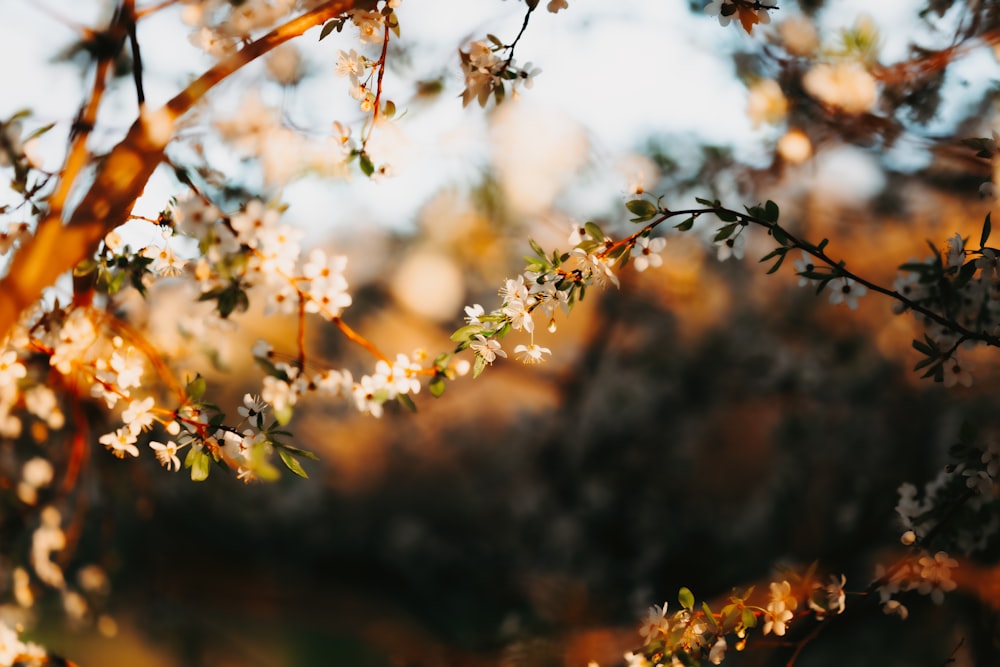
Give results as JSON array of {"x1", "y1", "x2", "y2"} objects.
[
  {"x1": 955, "y1": 260, "x2": 978, "y2": 288},
  {"x1": 678, "y1": 587, "x2": 695, "y2": 610},
  {"x1": 74, "y1": 258, "x2": 98, "y2": 277},
  {"x1": 713, "y1": 223, "x2": 738, "y2": 242},
  {"x1": 359, "y1": 151, "x2": 375, "y2": 177},
  {"x1": 318, "y1": 18, "x2": 344, "y2": 40},
  {"x1": 674, "y1": 217, "x2": 694, "y2": 232},
  {"x1": 702, "y1": 602, "x2": 719, "y2": 630},
  {"x1": 584, "y1": 221, "x2": 605, "y2": 241},
  {"x1": 716, "y1": 208, "x2": 738, "y2": 222},
  {"x1": 626, "y1": 199, "x2": 657, "y2": 221},
  {"x1": 451, "y1": 324, "x2": 484, "y2": 343},
  {"x1": 185, "y1": 375, "x2": 207, "y2": 402},
  {"x1": 274, "y1": 404, "x2": 293, "y2": 426},
  {"x1": 279, "y1": 448, "x2": 309, "y2": 478},
  {"x1": 529, "y1": 238, "x2": 547, "y2": 259},
  {"x1": 190, "y1": 449, "x2": 210, "y2": 482},
  {"x1": 981, "y1": 213, "x2": 992, "y2": 249},
  {"x1": 472, "y1": 354, "x2": 487, "y2": 379},
  {"x1": 397, "y1": 393, "x2": 417, "y2": 412},
  {"x1": 25, "y1": 122, "x2": 55, "y2": 142},
  {"x1": 764, "y1": 199, "x2": 779, "y2": 223},
  {"x1": 277, "y1": 443, "x2": 319, "y2": 461},
  {"x1": 429, "y1": 376, "x2": 446, "y2": 397}
]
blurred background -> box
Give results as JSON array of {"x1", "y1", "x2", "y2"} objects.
[{"x1": 1, "y1": 0, "x2": 1000, "y2": 665}]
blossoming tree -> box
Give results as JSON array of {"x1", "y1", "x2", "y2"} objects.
[{"x1": 0, "y1": 0, "x2": 998, "y2": 664}]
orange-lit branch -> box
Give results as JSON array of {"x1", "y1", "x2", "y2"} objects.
[
  {"x1": 331, "y1": 317, "x2": 390, "y2": 364},
  {"x1": 0, "y1": 0, "x2": 358, "y2": 343}
]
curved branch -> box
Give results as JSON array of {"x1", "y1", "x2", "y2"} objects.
[
  {"x1": 628, "y1": 206, "x2": 1000, "y2": 350},
  {"x1": 0, "y1": 0, "x2": 357, "y2": 342}
]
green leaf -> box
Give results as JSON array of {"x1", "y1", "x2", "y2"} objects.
[
  {"x1": 185, "y1": 375, "x2": 206, "y2": 402},
  {"x1": 450, "y1": 324, "x2": 484, "y2": 343},
  {"x1": 771, "y1": 224, "x2": 790, "y2": 246},
  {"x1": 190, "y1": 449, "x2": 210, "y2": 482},
  {"x1": 277, "y1": 443, "x2": 319, "y2": 461},
  {"x1": 695, "y1": 197, "x2": 717, "y2": 207},
  {"x1": 318, "y1": 18, "x2": 344, "y2": 40},
  {"x1": 472, "y1": 354, "x2": 487, "y2": 379},
  {"x1": 955, "y1": 260, "x2": 977, "y2": 289},
  {"x1": 397, "y1": 393, "x2": 417, "y2": 412},
  {"x1": 764, "y1": 199, "x2": 779, "y2": 223},
  {"x1": 674, "y1": 217, "x2": 694, "y2": 232},
  {"x1": 359, "y1": 151, "x2": 375, "y2": 177},
  {"x1": 528, "y1": 238, "x2": 547, "y2": 259},
  {"x1": 274, "y1": 404, "x2": 293, "y2": 426},
  {"x1": 429, "y1": 376, "x2": 446, "y2": 397},
  {"x1": 626, "y1": 198, "x2": 657, "y2": 221},
  {"x1": 716, "y1": 208, "x2": 738, "y2": 222},
  {"x1": 981, "y1": 213, "x2": 992, "y2": 250},
  {"x1": 74, "y1": 258, "x2": 98, "y2": 277},
  {"x1": 25, "y1": 122, "x2": 55, "y2": 142},
  {"x1": 758, "y1": 247, "x2": 785, "y2": 262},
  {"x1": 713, "y1": 223, "x2": 738, "y2": 242},
  {"x1": 279, "y1": 448, "x2": 309, "y2": 478},
  {"x1": 702, "y1": 602, "x2": 719, "y2": 630},
  {"x1": 678, "y1": 587, "x2": 695, "y2": 610},
  {"x1": 584, "y1": 221, "x2": 605, "y2": 241}
]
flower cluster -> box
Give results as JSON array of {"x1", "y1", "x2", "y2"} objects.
[
  {"x1": 892, "y1": 221, "x2": 1000, "y2": 387},
  {"x1": 459, "y1": 38, "x2": 542, "y2": 108},
  {"x1": 623, "y1": 575, "x2": 846, "y2": 667},
  {"x1": 894, "y1": 428, "x2": 999, "y2": 556},
  {"x1": 874, "y1": 549, "x2": 959, "y2": 620},
  {"x1": 182, "y1": 0, "x2": 302, "y2": 56},
  {"x1": 325, "y1": 4, "x2": 402, "y2": 176},
  {"x1": 453, "y1": 217, "x2": 670, "y2": 375},
  {"x1": 452, "y1": 192, "x2": 855, "y2": 375},
  {"x1": 457, "y1": 0, "x2": 558, "y2": 110},
  {"x1": 0, "y1": 619, "x2": 46, "y2": 664}
]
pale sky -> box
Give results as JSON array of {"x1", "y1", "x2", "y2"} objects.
[{"x1": 0, "y1": 0, "x2": 989, "y2": 239}]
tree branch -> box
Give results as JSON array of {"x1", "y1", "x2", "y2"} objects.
[{"x1": 0, "y1": 0, "x2": 357, "y2": 342}]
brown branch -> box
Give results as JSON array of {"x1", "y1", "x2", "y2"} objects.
[{"x1": 0, "y1": 0, "x2": 356, "y2": 343}]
